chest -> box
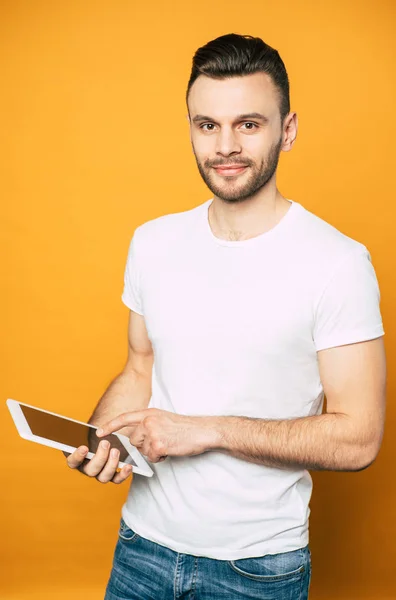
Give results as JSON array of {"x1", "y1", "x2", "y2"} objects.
[{"x1": 141, "y1": 247, "x2": 314, "y2": 355}]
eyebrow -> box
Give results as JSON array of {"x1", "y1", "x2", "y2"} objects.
[{"x1": 191, "y1": 112, "x2": 270, "y2": 124}]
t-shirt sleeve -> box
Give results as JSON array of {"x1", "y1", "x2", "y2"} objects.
[
  {"x1": 313, "y1": 247, "x2": 385, "y2": 352},
  {"x1": 121, "y1": 228, "x2": 144, "y2": 315}
]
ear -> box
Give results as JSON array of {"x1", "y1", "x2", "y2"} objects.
[{"x1": 282, "y1": 112, "x2": 298, "y2": 152}]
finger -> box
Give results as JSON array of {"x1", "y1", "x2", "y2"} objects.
[
  {"x1": 110, "y1": 464, "x2": 134, "y2": 485},
  {"x1": 149, "y1": 455, "x2": 167, "y2": 463},
  {"x1": 129, "y1": 423, "x2": 146, "y2": 448},
  {"x1": 66, "y1": 446, "x2": 89, "y2": 469},
  {"x1": 83, "y1": 440, "x2": 112, "y2": 477},
  {"x1": 95, "y1": 447, "x2": 124, "y2": 484},
  {"x1": 96, "y1": 411, "x2": 149, "y2": 437}
]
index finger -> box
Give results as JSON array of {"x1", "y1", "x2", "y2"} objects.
[{"x1": 96, "y1": 411, "x2": 147, "y2": 437}]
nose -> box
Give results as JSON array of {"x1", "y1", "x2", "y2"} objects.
[{"x1": 215, "y1": 127, "x2": 242, "y2": 157}]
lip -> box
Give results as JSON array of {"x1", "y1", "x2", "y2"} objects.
[
  {"x1": 214, "y1": 165, "x2": 248, "y2": 169},
  {"x1": 214, "y1": 165, "x2": 248, "y2": 175}
]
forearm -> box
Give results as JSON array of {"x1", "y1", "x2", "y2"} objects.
[
  {"x1": 88, "y1": 368, "x2": 152, "y2": 437},
  {"x1": 212, "y1": 412, "x2": 375, "y2": 472}
]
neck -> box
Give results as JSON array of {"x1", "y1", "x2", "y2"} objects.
[{"x1": 209, "y1": 192, "x2": 292, "y2": 242}]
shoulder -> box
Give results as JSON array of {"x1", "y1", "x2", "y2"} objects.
[
  {"x1": 132, "y1": 200, "x2": 208, "y2": 256},
  {"x1": 295, "y1": 202, "x2": 370, "y2": 268}
]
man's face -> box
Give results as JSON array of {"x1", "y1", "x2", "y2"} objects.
[{"x1": 187, "y1": 72, "x2": 292, "y2": 204}]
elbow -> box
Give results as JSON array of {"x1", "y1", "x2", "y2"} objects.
[{"x1": 350, "y1": 440, "x2": 382, "y2": 472}]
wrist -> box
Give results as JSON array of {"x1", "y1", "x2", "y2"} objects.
[{"x1": 201, "y1": 416, "x2": 227, "y2": 451}]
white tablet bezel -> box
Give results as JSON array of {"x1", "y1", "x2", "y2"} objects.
[{"x1": 6, "y1": 398, "x2": 154, "y2": 477}]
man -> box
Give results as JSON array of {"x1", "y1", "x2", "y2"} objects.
[{"x1": 66, "y1": 33, "x2": 386, "y2": 599}]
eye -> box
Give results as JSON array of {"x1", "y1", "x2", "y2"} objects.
[
  {"x1": 199, "y1": 122, "x2": 259, "y2": 131},
  {"x1": 241, "y1": 122, "x2": 259, "y2": 130},
  {"x1": 200, "y1": 123, "x2": 215, "y2": 131}
]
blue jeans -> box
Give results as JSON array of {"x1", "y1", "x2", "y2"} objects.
[{"x1": 104, "y1": 517, "x2": 312, "y2": 599}]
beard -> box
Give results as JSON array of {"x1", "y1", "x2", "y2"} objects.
[{"x1": 193, "y1": 136, "x2": 283, "y2": 204}]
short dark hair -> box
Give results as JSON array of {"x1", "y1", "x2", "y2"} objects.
[{"x1": 186, "y1": 33, "x2": 290, "y2": 125}]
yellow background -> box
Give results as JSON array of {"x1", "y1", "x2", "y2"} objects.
[{"x1": 1, "y1": 1, "x2": 395, "y2": 598}]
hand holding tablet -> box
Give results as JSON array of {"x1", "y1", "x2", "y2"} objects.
[
  {"x1": 64, "y1": 439, "x2": 135, "y2": 484},
  {"x1": 6, "y1": 399, "x2": 154, "y2": 479}
]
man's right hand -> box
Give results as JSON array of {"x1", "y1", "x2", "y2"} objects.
[{"x1": 64, "y1": 440, "x2": 133, "y2": 484}]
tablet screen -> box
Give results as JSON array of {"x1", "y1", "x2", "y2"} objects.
[{"x1": 20, "y1": 404, "x2": 137, "y2": 466}]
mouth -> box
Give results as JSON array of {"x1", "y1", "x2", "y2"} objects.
[{"x1": 213, "y1": 165, "x2": 248, "y2": 176}]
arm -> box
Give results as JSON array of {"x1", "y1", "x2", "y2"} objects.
[
  {"x1": 214, "y1": 336, "x2": 387, "y2": 471},
  {"x1": 64, "y1": 309, "x2": 153, "y2": 481},
  {"x1": 96, "y1": 337, "x2": 387, "y2": 470},
  {"x1": 87, "y1": 308, "x2": 153, "y2": 438}
]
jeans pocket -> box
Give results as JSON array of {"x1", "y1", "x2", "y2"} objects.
[
  {"x1": 118, "y1": 517, "x2": 140, "y2": 544},
  {"x1": 228, "y1": 546, "x2": 309, "y2": 582}
]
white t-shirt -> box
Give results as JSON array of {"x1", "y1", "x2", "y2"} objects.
[{"x1": 120, "y1": 197, "x2": 385, "y2": 560}]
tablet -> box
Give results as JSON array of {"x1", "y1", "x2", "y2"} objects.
[{"x1": 6, "y1": 398, "x2": 154, "y2": 477}]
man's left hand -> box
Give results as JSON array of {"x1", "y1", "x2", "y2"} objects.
[{"x1": 96, "y1": 408, "x2": 222, "y2": 463}]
